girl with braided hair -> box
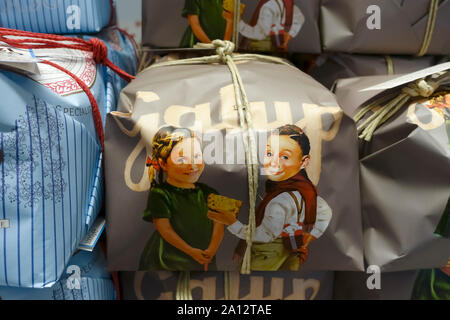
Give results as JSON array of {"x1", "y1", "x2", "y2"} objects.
[{"x1": 139, "y1": 126, "x2": 224, "y2": 271}]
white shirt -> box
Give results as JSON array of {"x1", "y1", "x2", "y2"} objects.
[
  {"x1": 228, "y1": 192, "x2": 332, "y2": 243},
  {"x1": 238, "y1": 0, "x2": 305, "y2": 40}
]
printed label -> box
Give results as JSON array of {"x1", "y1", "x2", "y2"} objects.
[
  {"x1": 0, "y1": 40, "x2": 96, "y2": 96},
  {"x1": 77, "y1": 217, "x2": 105, "y2": 251},
  {"x1": 32, "y1": 48, "x2": 96, "y2": 96},
  {"x1": 0, "y1": 46, "x2": 40, "y2": 75}
]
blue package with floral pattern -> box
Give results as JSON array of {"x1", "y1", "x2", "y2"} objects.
[{"x1": 0, "y1": 26, "x2": 136, "y2": 288}]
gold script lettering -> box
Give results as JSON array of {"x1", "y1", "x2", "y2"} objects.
[
  {"x1": 117, "y1": 87, "x2": 342, "y2": 192},
  {"x1": 407, "y1": 103, "x2": 444, "y2": 131}
]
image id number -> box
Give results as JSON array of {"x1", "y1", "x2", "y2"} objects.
[{"x1": 221, "y1": 304, "x2": 271, "y2": 315}]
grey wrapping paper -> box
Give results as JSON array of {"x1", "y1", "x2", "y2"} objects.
[
  {"x1": 141, "y1": 0, "x2": 321, "y2": 53},
  {"x1": 120, "y1": 271, "x2": 334, "y2": 300},
  {"x1": 333, "y1": 268, "x2": 450, "y2": 299},
  {"x1": 334, "y1": 64, "x2": 450, "y2": 272},
  {"x1": 321, "y1": 0, "x2": 450, "y2": 55},
  {"x1": 333, "y1": 270, "x2": 420, "y2": 300},
  {"x1": 309, "y1": 54, "x2": 440, "y2": 89},
  {"x1": 105, "y1": 57, "x2": 364, "y2": 272}
]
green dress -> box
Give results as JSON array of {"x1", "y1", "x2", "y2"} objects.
[
  {"x1": 139, "y1": 182, "x2": 218, "y2": 271},
  {"x1": 435, "y1": 197, "x2": 450, "y2": 238},
  {"x1": 411, "y1": 268, "x2": 450, "y2": 300},
  {"x1": 179, "y1": 0, "x2": 227, "y2": 48}
]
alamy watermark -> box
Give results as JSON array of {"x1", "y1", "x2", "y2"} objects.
[
  {"x1": 66, "y1": 265, "x2": 81, "y2": 290},
  {"x1": 366, "y1": 265, "x2": 381, "y2": 290},
  {"x1": 366, "y1": 5, "x2": 381, "y2": 30}
]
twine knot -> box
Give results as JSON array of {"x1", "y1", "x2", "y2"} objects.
[
  {"x1": 212, "y1": 40, "x2": 235, "y2": 63},
  {"x1": 402, "y1": 79, "x2": 438, "y2": 98},
  {"x1": 89, "y1": 38, "x2": 108, "y2": 64}
]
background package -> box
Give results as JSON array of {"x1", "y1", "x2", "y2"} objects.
[
  {"x1": 334, "y1": 64, "x2": 450, "y2": 272},
  {"x1": 0, "y1": 0, "x2": 114, "y2": 34},
  {"x1": 321, "y1": 0, "x2": 450, "y2": 55},
  {"x1": 142, "y1": 0, "x2": 321, "y2": 53}
]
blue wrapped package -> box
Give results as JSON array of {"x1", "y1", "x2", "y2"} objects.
[
  {"x1": 0, "y1": 27, "x2": 136, "y2": 288},
  {"x1": 0, "y1": 0, "x2": 114, "y2": 34},
  {"x1": 0, "y1": 246, "x2": 117, "y2": 300}
]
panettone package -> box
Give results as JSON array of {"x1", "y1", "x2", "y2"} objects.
[
  {"x1": 0, "y1": 27, "x2": 137, "y2": 288},
  {"x1": 0, "y1": 0, "x2": 114, "y2": 34},
  {"x1": 334, "y1": 63, "x2": 450, "y2": 272},
  {"x1": 105, "y1": 44, "x2": 363, "y2": 273},
  {"x1": 309, "y1": 54, "x2": 440, "y2": 90},
  {"x1": 120, "y1": 270, "x2": 334, "y2": 300},
  {"x1": 142, "y1": 0, "x2": 321, "y2": 53},
  {"x1": 321, "y1": 0, "x2": 450, "y2": 55}
]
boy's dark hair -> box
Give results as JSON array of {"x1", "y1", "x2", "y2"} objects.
[
  {"x1": 272, "y1": 124, "x2": 312, "y2": 181},
  {"x1": 274, "y1": 124, "x2": 311, "y2": 156}
]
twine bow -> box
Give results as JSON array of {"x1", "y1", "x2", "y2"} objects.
[
  {"x1": 417, "y1": 0, "x2": 439, "y2": 57},
  {"x1": 402, "y1": 78, "x2": 439, "y2": 97},
  {"x1": 354, "y1": 71, "x2": 450, "y2": 141},
  {"x1": 212, "y1": 39, "x2": 235, "y2": 63},
  {"x1": 176, "y1": 272, "x2": 192, "y2": 300}
]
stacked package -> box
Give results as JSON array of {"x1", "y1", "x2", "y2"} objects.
[
  {"x1": 333, "y1": 64, "x2": 450, "y2": 299},
  {"x1": 120, "y1": 271, "x2": 334, "y2": 300},
  {"x1": 0, "y1": 1, "x2": 137, "y2": 300},
  {"x1": 320, "y1": 0, "x2": 450, "y2": 55},
  {"x1": 142, "y1": 0, "x2": 450, "y2": 56},
  {"x1": 141, "y1": 0, "x2": 321, "y2": 53},
  {"x1": 318, "y1": 2, "x2": 450, "y2": 299},
  {"x1": 0, "y1": 246, "x2": 116, "y2": 300},
  {"x1": 311, "y1": 1, "x2": 450, "y2": 294},
  {"x1": 0, "y1": 0, "x2": 114, "y2": 34}
]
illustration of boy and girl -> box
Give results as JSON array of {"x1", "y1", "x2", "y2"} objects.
[
  {"x1": 139, "y1": 124, "x2": 332, "y2": 271},
  {"x1": 180, "y1": 0, "x2": 305, "y2": 52}
]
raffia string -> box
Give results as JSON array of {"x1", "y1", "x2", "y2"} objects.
[
  {"x1": 417, "y1": 0, "x2": 439, "y2": 57},
  {"x1": 354, "y1": 71, "x2": 450, "y2": 141},
  {"x1": 175, "y1": 272, "x2": 183, "y2": 300},
  {"x1": 232, "y1": 0, "x2": 241, "y2": 47},
  {"x1": 185, "y1": 272, "x2": 193, "y2": 300},
  {"x1": 384, "y1": 55, "x2": 394, "y2": 75},
  {"x1": 224, "y1": 271, "x2": 231, "y2": 300},
  {"x1": 176, "y1": 272, "x2": 193, "y2": 300},
  {"x1": 146, "y1": 40, "x2": 293, "y2": 275}
]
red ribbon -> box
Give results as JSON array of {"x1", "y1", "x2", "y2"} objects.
[
  {"x1": 0, "y1": 27, "x2": 136, "y2": 151},
  {"x1": 146, "y1": 156, "x2": 160, "y2": 171}
]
